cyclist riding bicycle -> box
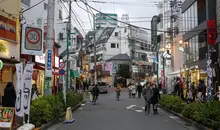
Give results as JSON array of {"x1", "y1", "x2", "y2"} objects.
[{"x1": 115, "y1": 83, "x2": 121, "y2": 101}]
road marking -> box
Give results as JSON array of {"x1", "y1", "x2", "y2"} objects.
[
  {"x1": 81, "y1": 104, "x2": 85, "y2": 106},
  {"x1": 126, "y1": 105, "x2": 136, "y2": 109},
  {"x1": 135, "y1": 110, "x2": 143, "y2": 112},
  {"x1": 169, "y1": 116, "x2": 179, "y2": 119}
]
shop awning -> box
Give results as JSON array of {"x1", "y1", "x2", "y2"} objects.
[
  {"x1": 70, "y1": 69, "x2": 80, "y2": 78},
  {"x1": 34, "y1": 64, "x2": 44, "y2": 70}
]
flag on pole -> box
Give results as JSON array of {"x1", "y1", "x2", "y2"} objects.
[{"x1": 15, "y1": 63, "x2": 24, "y2": 117}]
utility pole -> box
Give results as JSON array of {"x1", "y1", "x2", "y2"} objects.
[
  {"x1": 66, "y1": 0, "x2": 72, "y2": 93},
  {"x1": 93, "y1": 15, "x2": 97, "y2": 85},
  {"x1": 44, "y1": 0, "x2": 55, "y2": 95}
]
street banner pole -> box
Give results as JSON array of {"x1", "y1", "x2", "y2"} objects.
[{"x1": 44, "y1": 0, "x2": 55, "y2": 95}]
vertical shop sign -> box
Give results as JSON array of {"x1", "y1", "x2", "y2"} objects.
[
  {"x1": 207, "y1": 20, "x2": 216, "y2": 45},
  {"x1": 15, "y1": 63, "x2": 24, "y2": 117}
]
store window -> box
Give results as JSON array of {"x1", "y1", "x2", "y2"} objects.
[
  {"x1": 182, "y1": 1, "x2": 198, "y2": 32},
  {"x1": 188, "y1": 35, "x2": 199, "y2": 62},
  {"x1": 111, "y1": 43, "x2": 116, "y2": 48}
]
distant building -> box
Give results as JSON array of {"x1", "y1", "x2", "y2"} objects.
[{"x1": 95, "y1": 13, "x2": 118, "y2": 28}]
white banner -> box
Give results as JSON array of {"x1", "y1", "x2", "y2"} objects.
[
  {"x1": 22, "y1": 64, "x2": 33, "y2": 115},
  {"x1": 15, "y1": 63, "x2": 24, "y2": 117},
  {"x1": 146, "y1": 52, "x2": 156, "y2": 63}
]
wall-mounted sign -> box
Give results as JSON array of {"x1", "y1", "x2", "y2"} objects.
[
  {"x1": 21, "y1": 25, "x2": 43, "y2": 55},
  {"x1": 0, "y1": 15, "x2": 16, "y2": 42},
  {"x1": 207, "y1": 20, "x2": 216, "y2": 45},
  {"x1": 0, "y1": 43, "x2": 7, "y2": 52},
  {"x1": 0, "y1": 60, "x2": 3, "y2": 70}
]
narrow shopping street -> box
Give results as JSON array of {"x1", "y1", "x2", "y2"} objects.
[{"x1": 47, "y1": 89, "x2": 194, "y2": 130}]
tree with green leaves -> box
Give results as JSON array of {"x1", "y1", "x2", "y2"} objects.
[{"x1": 116, "y1": 64, "x2": 131, "y2": 79}]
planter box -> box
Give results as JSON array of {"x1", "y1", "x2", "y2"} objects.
[{"x1": 160, "y1": 107, "x2": 212, "y2": 130}]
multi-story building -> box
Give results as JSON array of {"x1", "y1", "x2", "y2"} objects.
[
  {"x1": 181, "y1": 0, "x2": 217, "y2": 87},
  {"x1": 128, "y1": 26, "x2": 152, "y2": 78},
  {"x1": 0, "y1": 0, "x2": 21, "y2": 100},
  {"x1": 87, "y1": 14, "x2": 152, "y2": 84},
  {"x1": 152, "y1": 0, "x2": 184, "y2": 91}
]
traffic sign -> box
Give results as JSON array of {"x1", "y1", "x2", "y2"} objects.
[
  {"x1": 25, "y1": 27, "x2": 42, "y2": 51},
  {"x1": 47, "y1": 50, "x2": 52, "y2": 70},
  {"x1": 59, "y1": 69, "x2": 66, "y2": 75},
  {"x1": 59, "y1": 62, "x2": 65, "y2": 68}
]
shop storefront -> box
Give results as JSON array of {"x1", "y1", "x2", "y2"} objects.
[
  {"x1": 34, "y1": 52, "x2": 59, "y2": 95},
  {"x1": 0, "y1": 5, "x2": 20, "y2": 105}
]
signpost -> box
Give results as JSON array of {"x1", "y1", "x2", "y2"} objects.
[
  {"x1": 21, "y1": 25, "x2": 43, "y2": 55},
  {"x1": 59, "y1": 69, "x2": 65, "y2": 76},
  {"x1": 59, "y1": 62, "x2": 65, "y2": 69}
]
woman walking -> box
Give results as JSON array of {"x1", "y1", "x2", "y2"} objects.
[
  {"x1": 151, "y1": 83, "x2": 160, "y2": 115},
  {"x1": 142, "y1": 82, "x2": 153, "y2": 115}
]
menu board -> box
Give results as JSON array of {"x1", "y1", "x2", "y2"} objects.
[{"x1": 0, "y1": 107, "x2": 14, "y2": 129}]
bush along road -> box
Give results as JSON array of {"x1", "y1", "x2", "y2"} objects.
[
  {"x1": 159, "y1": 95, "x2": 220, "y2": 130},
  {"x1": 30, "y1": 92, "x2": 84, "y2": 128}
]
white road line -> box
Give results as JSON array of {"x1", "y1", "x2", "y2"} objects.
[
  {"x1": 169, "y1": 116, "x2": 179, "y2": 119},
  {"x1": 126, "y1": 105, "x2": 136, "y2": 109},
  {"x1": 135, "y1": 110, "x2": 143, "y2": 112}
]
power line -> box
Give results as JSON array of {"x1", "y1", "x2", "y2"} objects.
[
  {"x1": 78, "y1": 0, "x2": 212, "y2": 33},
  {"x1": 21, "y1": 0, "x2": 46, "y2": 13},
  {"x1": 62, "y1": 1, "x2": 86, "y2": 35}
]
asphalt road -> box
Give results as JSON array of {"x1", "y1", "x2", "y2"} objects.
[{"x1": 47, "y1": 89, "x2": 196, "y2": 130}]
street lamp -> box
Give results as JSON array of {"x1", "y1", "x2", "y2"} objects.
[{"x1": 162, "y1": 50, "x2": 171, "y2": 93}]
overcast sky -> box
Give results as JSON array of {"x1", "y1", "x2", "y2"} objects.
[{"x1": 66, "y1": 0, "x2": 159, "y2": 35}]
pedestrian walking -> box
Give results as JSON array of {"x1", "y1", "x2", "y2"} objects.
[
  {"x1": 3, "y1": 82, "x2": 16, "y2": 107},
  {"x1": 92, "y1": 85, "x2": 100, "y2": 105},
  {"x1": 190, "y1": 82, "x2": 196, "y2": 101},
  {"x1": 142, "y1": 82, "x2": 153, "y2": 115},
  {"x1": 197, "y1": 80, "x2": 206, "y2": 102},
  {"x1": 136, "y1": 82, "x2": 143, "y2": 98},
  {"x1": 151, "y1": 83, "x2": 160, "y2": 115}
]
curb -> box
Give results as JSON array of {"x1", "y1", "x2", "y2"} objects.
[
  {"x1": 160, "y1": 107, "x2": 211, "y2": 130},
  {"x1": 39, "y1": 100, "x2": 86, "y2": 130}
]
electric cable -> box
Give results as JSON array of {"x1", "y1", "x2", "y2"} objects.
[
  {"x1": 62, "y1": 1, "x2": 86, "y2": 35},
  {"x1": 21, "y1": 0, "x2": 46, "y2": 13},
  {"x1": 79, "y1": 0, "x2": 212, "y2": 33}
]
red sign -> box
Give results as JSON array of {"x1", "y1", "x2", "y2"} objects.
[
  {"x1": 33, "y1": 70, "x2": 38, "y2": 81},
  {"x1": 207, "y1": 20, "x2": 216, "y2": 45},
  {"x1": 0, "y1": 15, "x2": 16, "y2": 42}
]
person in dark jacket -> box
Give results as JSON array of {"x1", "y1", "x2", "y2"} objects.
[
  {"x1": 151, "y1": 83, "x2": 161, "y2": 115},
  {"x1": 136, "y1": 82, "x2": 143, "y2": 98},
  {"x1": 92, "y1": 85, "x2": 100, "y2": 103},
  {"x1": 3, "y1": 82, "x2": 16, "y2": 107},
  {"x1": 142, "y1": 82, "x2": 153, "y2": 115}
]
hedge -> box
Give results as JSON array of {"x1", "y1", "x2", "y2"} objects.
[
  {"x1": 160, "y1": 95, "x2": 220, "y2": 130},
  {"x1": 30, "y1": 91, "x2": 83, "y2": 127}
]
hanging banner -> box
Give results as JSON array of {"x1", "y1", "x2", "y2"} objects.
[
  {"x1": 22, "y1": 64, "x2": 33, "y2": 115},
  {"x1": 207, "y1": 20, "x2": 216, "y2": 45},
  {"x1": 15, "y1": 63, "x2": 24, "y2": 117}
]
